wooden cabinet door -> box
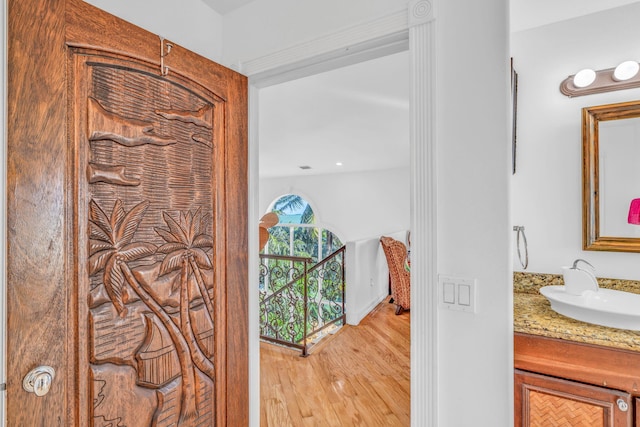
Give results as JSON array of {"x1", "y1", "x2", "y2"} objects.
[
  {"x1": 515, "y1": 370, "x2": 632, "y2": 426},
  {"x1": 7, "y1": 0, "x2": 247, "y2": 425}
]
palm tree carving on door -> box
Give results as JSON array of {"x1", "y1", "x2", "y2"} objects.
[{"x1": 75, "y1": 50, "x2": 225, "y2": 426}]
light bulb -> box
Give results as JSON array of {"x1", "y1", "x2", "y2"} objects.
[
  {"x1": 573, "y1": 69, "x2": 596, "y2": 88},
  {"x1": 613, "y1": 60, "x2": 639, "y2": 81}
]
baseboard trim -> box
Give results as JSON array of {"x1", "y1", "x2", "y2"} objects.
[{"x1": 346, "y1": 293, "x2": 388, "y2": 326}]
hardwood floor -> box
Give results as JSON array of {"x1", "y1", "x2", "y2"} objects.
[{"x1": 260, "y1": 300, "x2": 410, "y2": 426}]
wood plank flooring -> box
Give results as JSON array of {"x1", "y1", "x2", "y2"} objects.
[{"x1": 260, "y1": 300, "x2": 410, "y2": 426}]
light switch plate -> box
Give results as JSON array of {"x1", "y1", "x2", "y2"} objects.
[{"x1": 438, "y1": 275, "x2": 477, "y2": 313}]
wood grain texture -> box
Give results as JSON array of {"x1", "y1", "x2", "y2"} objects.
[
  {"x1": 529, "y1": 390, "x2": 604, "y2": 426},
  {"x1": 515, "y1": 333, "x2": 640, "y2": 395},
  {"x1": 223, "y1": 69, "x2": 249, "y2": 427},
  {"x1": 76, "y1": 54, "x2": 222, "y2": 425},
  {"x1": 66, "y1": 0, "x2": 239, "y2": 102},
  {"x1": 260, "y1": 300, "x2": 410, "y2": 426},
  {"x1": 7, "y1": 0, "x2": 248, "y2": 425},
  {"x1": 7, "y1": 0, "x2": 68, "y2": 425},
  {"x1": 515, "y1": 370, "x2": 632, "y2": 426}
]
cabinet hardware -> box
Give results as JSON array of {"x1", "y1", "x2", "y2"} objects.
[{"x1": 616, "y1": 398, "x2": 629, "y2": 412}]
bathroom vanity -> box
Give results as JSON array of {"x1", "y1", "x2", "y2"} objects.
[
  {"x1": 514, "y1": 273, "x2": 640, "y2": 426},
  {"x1": 512, "y1": 100, "x2": 640, "y2": 426}
]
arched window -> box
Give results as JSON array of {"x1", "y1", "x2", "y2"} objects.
[{"x1": 263, "y1": 194, "x2": 342, "y2": 262}]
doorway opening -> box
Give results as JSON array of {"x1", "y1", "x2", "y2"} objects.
[
  {"x1": 245, "y1": 6, "x2": 437, "y2": 426},
  {"x1": 256, "y1": 50, "x2": 411, "y2": 423}
]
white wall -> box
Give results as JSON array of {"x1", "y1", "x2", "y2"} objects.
[
  {"x1": 222, "y1": 0, "x2": 408, "y2": 67},
  {"x1": 510, "y1": 0, "x2": 640, "y2": 32},
  {"x1": 84, "y1": 0, "x2": 223, "y2": 62},
  {"x1": 260, "y1": 168, "x2": 410, "y2": 242},
  {"x1": 512, "y1": 2, "x2": 640, "y2": 280},
  {"x1": 437, "y1": 0, "x2": 511, "y2": 426},
  {"x1": 345, "y1": 230, "x2": 407, "y2": 325}
]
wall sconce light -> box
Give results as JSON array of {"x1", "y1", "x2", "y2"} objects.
[
  {"x1": 573, "y1": 69, "x2": 596, "y2": 88},
  {"x1": 560, "y1": 60, "x2": 640, "y2": 97}
]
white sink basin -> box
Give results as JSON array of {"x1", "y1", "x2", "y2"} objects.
[{"x1": 539, "y1": 285, "x2": 640, "y2": 330}]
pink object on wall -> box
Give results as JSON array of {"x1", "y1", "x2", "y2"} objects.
[{"x1": 628, "y1": 199, "x2": 640, "y2": 224}]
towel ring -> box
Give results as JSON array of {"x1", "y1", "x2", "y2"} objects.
[{"x1": 513, "y1": 225, "x2": 528, "y2": 270}]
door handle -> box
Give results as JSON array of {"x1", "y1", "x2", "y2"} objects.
[{"x1": 23, "y1": 366, "x2": 55, "y2": 397}]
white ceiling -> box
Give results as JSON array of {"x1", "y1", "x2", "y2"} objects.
[
  {"x1": 200, "y1": 0, "x2": 640, "y2": 179},
  {"x1": 200, "y1": 0, "x2": 256, "y2": 15},
  {"x1": 202, "y1": 0, "x2": 640, "y2": 24},
  {"x1": 259, "y1": 51, "x2": 410, "y2": 178},
  {"x1": 510, "y1": 0, "x2": 640, "y2": 32}
]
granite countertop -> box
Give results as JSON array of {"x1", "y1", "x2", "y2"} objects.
[{"x1": 514, "y1": 272, "x2": 640, "y2": 352}]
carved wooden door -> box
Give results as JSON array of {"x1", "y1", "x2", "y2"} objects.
[{"x1": 7, "y1": 0, "x2": 248, "y2": 425}]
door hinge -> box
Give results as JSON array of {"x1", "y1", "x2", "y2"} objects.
[{"x1": 0, "y1": 383, "x2": 6, "y2": 391}]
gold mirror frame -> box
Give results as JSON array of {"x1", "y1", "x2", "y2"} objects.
[{"x1": 583, "y1": 100, "x2": 640, "y2": 252}]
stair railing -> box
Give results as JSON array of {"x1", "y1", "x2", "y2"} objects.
[{"x1": 259, "y1": 246, "x2": 345, "y2": 356}]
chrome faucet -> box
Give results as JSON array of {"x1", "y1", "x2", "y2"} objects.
[{"x1": 562, "y1": 259, "x2": 599, "y2": 295}]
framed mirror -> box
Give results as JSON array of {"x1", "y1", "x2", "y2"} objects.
[{"x1": 583, "y1": 100, "x2": 640, "y2": 252}]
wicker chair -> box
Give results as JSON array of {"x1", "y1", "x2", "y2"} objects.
[{"x1": 380, "y1": 236, "x2": 411, "y2": 315}]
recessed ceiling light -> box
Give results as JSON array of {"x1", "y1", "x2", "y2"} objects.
[
  {"x1": 299, "y1": 165, "x2": 312, "y2": 170},
  {"x1": 336, "y1": 162, "x2": 343, "y2": 166}
]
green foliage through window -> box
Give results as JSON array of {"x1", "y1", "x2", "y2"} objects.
[{"x1": 263, "y1": 194, "x2": 342, "y2": 263}]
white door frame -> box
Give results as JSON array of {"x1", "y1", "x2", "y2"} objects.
[{"x1": 243, "y1": 1, "x2": 438, "y2": 426}]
